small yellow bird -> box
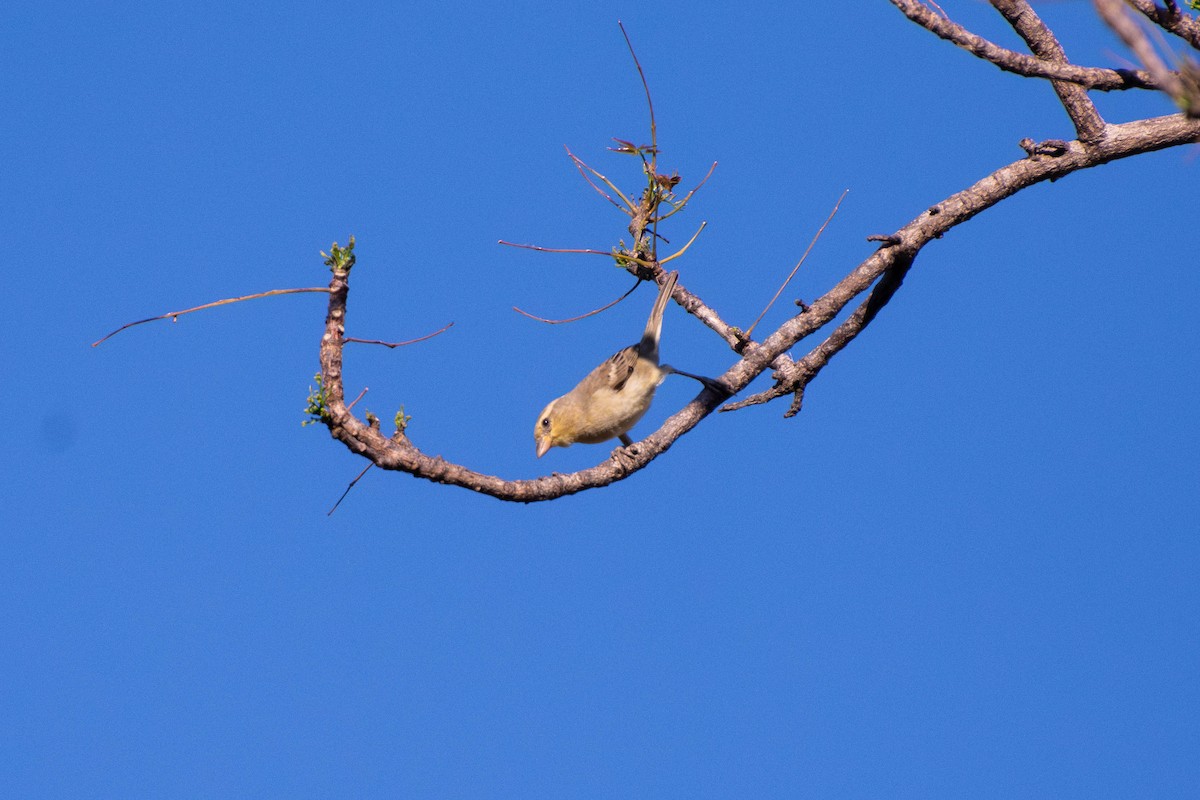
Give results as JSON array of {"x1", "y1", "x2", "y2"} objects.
[{"x1": 534, "y1": 271, "x2": 715, "y2": 458}]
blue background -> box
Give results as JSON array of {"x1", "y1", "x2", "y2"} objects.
[{"x1": 4, "y1": 1, "x2": 1198, "y2": 796}]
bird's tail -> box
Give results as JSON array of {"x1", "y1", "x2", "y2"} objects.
[{"x1": 639, "y1": 270, "x2": 678, "y2": 363}]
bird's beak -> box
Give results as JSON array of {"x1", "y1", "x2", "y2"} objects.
[{"x1": 535, "y1": 437, "x2": 551, "y2": 458}]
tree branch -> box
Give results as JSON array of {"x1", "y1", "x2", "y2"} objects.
[
  {"x1": 732, "y1": 114, "x2": 1199, "y2": 395},
  {"x1": 317, "y1": 265, "x2": 731, "y2": 501},
  {"x1": 722, "y1": 253, "x2": 914, "y2": 415},
  {"x1": 990, "y1": 0, "x2": 1107, "y2": 142},
  {"x1": 96, "y1": 11, "x2": 1200, "y2": 504},
  {"x1": 92, "y1": 287, "x2": 330, "y2": 347},
  {"x1": 890, "y1": 0, "x2": 1157, "y2": 91},
  {"x1": 1126, "y1": 0, "x2": 1200, "y2": 52},
  {"x1": 1094, "y1": 0, "x2": 1200, "y2": 116},
  {"x1": 317, "y1": 113, "x2": 1200, "y2": 501}
]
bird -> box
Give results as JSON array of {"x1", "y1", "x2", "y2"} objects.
[{"x1": 534, "y1": 270, "x2": 717, "y2": 458}]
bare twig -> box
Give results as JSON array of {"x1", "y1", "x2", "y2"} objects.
[
  {"x1": 92, "y1": 287, "x2": 330, "y2": 347},
  {"x1": 659, "y1": 221, "x2": 708, "y2": 265},
  {"x1": 346, "y1": 387, "x2": 369, "y2": 411},
  {"x1": 327, "y1": 463, "x2": 373, "y2": 516},
  {"x1": 619, "y1": 21, "x2": 657, "y2": 164},
  {"x1": 344, "y1": 321, "x2": 455, "y2": 349},
  {"x1": 498, "y1": 241, "x2": 614, "y2": 257},
  {"x1": 513, "y1": 278, "x2": 642, "y2": 324},
  {"x1": 723, "y1": 254, "x2": 914, "y2": 414},
  {"x1": 745, "y1": 190, "x2": 848, "y2": 339},
  {"x1": 657, "y1": 161, "x2": 719, "y2": 222},
  {"x1": 566, "y1": 148, "x2": 636, "y2": 212}
]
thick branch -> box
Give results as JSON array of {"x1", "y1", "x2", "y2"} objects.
[
  {"x1": 723, "y1": 254, "x2": 914, "y2": 415},
  {"x1": 720, "y1": 114, "x2": 1199, "y2": 420},
  {"x1": 783, "y1": 115, "x2": 1192, "y2": 342},
  {"x1": 890, "y1": 0, "x2": 1156, "y2": 91},
  {"x1": 990, "y1": 0, "x2": 1106, "y2": 142},
  {"x1": 317, "y1": 113, "x2": 1200, "y2": 502},
  {"x1": 318, "y1": 267, "x2": 731, "y2": 502}
]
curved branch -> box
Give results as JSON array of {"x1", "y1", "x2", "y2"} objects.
[
  {"x1": 317, "y1": 267, "x2": 730, "y2": 501},
  {"x1": 92, "y1": 287, "x2": 329, "y2": 347},
  {"x1": 721, "y1": 114, "x2": 1199, "y2": 418},
  {"x1": 316, "y1": 114, "x2": 1199, "y2": 501},
  {"x1": 344, "y1": 321, "x2": 454, "y2": 348},
  {"x1": 890, "y1": 0, "x2": 1157, "y2": 91},
  {"x1": 513, "y1": 278, "x2": 641, "y2": 324}
]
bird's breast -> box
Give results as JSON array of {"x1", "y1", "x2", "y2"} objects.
[{"x1": 571, "y1": 362, "x2": 666, "y2": 444}]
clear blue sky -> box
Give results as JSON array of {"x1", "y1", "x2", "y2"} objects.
[{"x1": 5, "y1": 1, "x2": 1198, "y2": 797}]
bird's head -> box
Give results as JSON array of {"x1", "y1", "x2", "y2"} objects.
[{"x1": 534, "y1": 398, "x2": 574, "y2": 458}]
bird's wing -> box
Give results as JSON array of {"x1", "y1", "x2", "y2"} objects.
[{"x1": 602, "y1": 345, "x2": 640, "y2": 392}]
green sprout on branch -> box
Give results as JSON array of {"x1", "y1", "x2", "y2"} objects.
[
  {"x1": 321, "y1": 235, "x2": 356, "y2": 272},
  {"x1": 394, "y1": 406, "x2": 413, "y2": 435},
  {"x1": 303, "y1": 374, "x2": 331, "y2": 426}
]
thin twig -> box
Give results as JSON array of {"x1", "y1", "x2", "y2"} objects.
[
  {"x1": 346, "y1": 387, "x2": 369, "y2": 411},
  {"x1": 724, "y1": 255, "x2": 913, "y2": 414},
  {"x1": 657, "y1": 161, "x2": 719, "y2": 222},
  {"x1": 513, "y1": 277, "x2": 642, "y2": 324},
  {"x1": 498, "y1": 241, "x2": 614, "y2": 256},
  {"x1": 566, "y1": 147, "x2": 636, "y2": 212},
  {"x1": 344, "y1": 321, "x2": 455, "y2": 349},
  {"x1": 659, "y1": 221, "x2": 708, "y2": 265},
  {"x1": 327, "y1": 463, "x2": 373, "y2": 516},
  {"x1": 745, "y1": 190, "x2": 848, "y2": 338},
  {"x1": 619, "y1": 20, "x2": 657, "y2": 166},
  {"x1": 91, "y1": 287, "x2": 331, "y2": 347}
]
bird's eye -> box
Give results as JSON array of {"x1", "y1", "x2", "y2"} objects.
[{"x1": 540, "y1": 417, "x2": 550, "y2": 429}]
